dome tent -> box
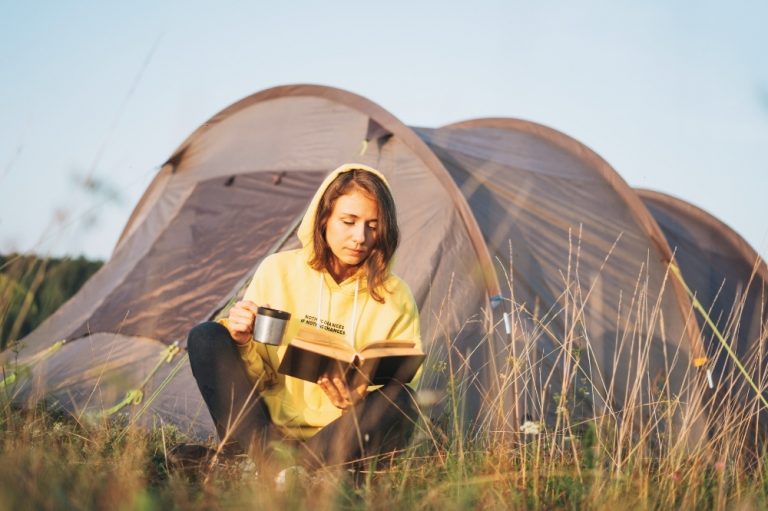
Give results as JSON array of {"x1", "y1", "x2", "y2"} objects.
[
  {"x1": 416, "y1": 119, "x2": 709, "y2": 436},
  {"x1": 2, "y1": 85, "x2": 500, "y2": 439},
  {"x1": 638, "y1": 189, "x2": 768, "y2": 373},
  {"x1": 2, "y1": 85, "x2": 765, "y2": 445},
  {"x1": 637, "y1": 189, "x2": 768, "y2": 430}
]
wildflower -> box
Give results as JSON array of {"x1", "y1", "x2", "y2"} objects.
[
  {"x1": 520, "y1": 420, "x2": 540, "y2": 436},
  {"x1": 416, "y1": 389, "x2": 441, "y2": 408}
]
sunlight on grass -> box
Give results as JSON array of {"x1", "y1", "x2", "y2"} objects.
[{"x1": 1, "y1": 244, "x2": 767, "y2": 510}]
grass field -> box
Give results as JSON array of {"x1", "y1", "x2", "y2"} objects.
[
  {"x1": 1, "y1": 392, "x2": 767, "y2": 510},
  {"x1": 2, "y1": 252, "x2": 768, "y2": 510}
]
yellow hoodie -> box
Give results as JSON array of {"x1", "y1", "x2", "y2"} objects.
[{"x1": 222, "y1": 163, "x2": 421, "y2": 439}]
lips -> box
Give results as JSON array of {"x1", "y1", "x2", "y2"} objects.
[{"x1": 345, "y1": 248, "x2": 366, "y2": 257}]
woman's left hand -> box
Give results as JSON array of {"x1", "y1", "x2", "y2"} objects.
[{"x1": 317, "y1": 376, "x2": 368, "y2": 410}]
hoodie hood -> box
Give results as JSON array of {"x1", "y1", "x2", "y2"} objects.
[{"x1": 296, "y1": 163, "x2": 391, "y2": 257}]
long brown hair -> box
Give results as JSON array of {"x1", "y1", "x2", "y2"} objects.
[{"x1": 308, "y1": 169, "x2": 399, "y2": 303}]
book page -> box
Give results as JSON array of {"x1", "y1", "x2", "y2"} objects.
[
  {"x1": 359, "y1": 339, "x2": 416, "y2": 352},
  {"x1": 290, "y1": 337, "x2": 356, "y2": 364},
  {"x1": 294, "y1": 325, "x2": 353, "y2": 352}
]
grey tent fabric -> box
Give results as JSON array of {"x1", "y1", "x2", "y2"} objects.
[
  {"x1": 9, "y1": 333, "x2": 164, "y2": 408},
  {"x1": 638, "y1": 189, "x2": 768, "y2": 424},
  {"x1": 3, "y1": 86, "x2": 765, "y2": 443},
  {"x1": 415, "y1": 119, "x2": 709, "y2": 434},
  {"x1": 638, "y1": 189, "x2": 767, "y2": 363},
  {"x1": 73, "y1": 171, "x2": 329, "y2": 344}
]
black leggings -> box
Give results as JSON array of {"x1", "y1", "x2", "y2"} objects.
[{"x1": 187, "y1": 321, "x2": 420, "y2": 468}]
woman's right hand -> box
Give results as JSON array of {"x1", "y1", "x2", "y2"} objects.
[{"x1": 225, "y1": 300, "x2": 260, "y2": 345}]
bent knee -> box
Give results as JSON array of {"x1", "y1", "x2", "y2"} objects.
[{"x1": 187, "y1": 321, "x2": 230, "y2": 356}]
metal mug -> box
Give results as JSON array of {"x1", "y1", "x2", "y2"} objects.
[{"x1": 252, "y1": 306, "x2": 291, "y2": 346}]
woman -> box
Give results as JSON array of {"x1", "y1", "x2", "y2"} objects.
[{"x1": 187, "y1": 163, "x2": 422, "y2": 470}]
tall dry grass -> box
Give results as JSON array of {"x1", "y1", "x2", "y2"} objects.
[{"x1": 1, "y1": 247, "x2": 768, "y2": 510}]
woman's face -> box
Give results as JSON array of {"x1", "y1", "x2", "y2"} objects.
[{"x1": 324, "y1": 188, "x2": 379, "y2": 280}]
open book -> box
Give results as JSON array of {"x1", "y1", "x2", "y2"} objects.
[{"x1": 277, "y1": 325, "x2": 425, "y2": 385}]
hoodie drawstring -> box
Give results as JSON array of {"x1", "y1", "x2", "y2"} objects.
[
  {"x1": 316, "y1": 271, "x2": 359, "y2": 346},
  {"x1": 316, "y1": 272, "x2": 323, "y2": 330},
  {"x1": 349, "y1": 279, "x2": 359, "y2": 346}
]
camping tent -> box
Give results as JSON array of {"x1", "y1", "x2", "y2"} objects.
[
  {"x1": 638, "y1": 189, "x2": 767, "y2": 369},
  {"x1": 3, "y1": 85, "x2": 499, "y2": 439},
  {"x1": 638, "y1": 189, "x2": 768, "y2": 424},
  {"x1": 417, "y1": 119, "x2": 708, "y2": 432},
  {"x1": 2, "y1": 85, "x2": 765, "y2": 442}
]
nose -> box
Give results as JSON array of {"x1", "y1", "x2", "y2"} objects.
[{"x1": 351, "y1": 223, "x2": 366, "y2": 244}]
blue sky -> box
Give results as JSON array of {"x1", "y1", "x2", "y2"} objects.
[{"x1": 1, "y1": 0, "x2": 767, "y2": 260}]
